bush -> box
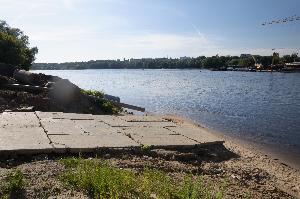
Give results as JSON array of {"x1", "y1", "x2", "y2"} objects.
[{"x1": 81, "y1": 89, "x2": 121, "y2": 114}]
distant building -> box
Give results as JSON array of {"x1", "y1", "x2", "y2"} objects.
[{"x1": 285, "y1": 62, "x2": 300, "y2": 68}]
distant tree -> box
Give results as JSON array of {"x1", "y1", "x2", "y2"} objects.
[
  {"x1": 201, "y1": 56, "x2": 222, "y2": 69},
  {"x1": 0, "y1": 20, "x2": 38, "y2": 70},
  {"x1": 238, "y1": 58, "x2": 254, "y2": 67},
  {"x1": 291, "y1": 53, "x2": 299, "y2": 62},
  {"x1": 282, "y1": 55, "x2": 294, "y2": 63},
  {"x1": 228, "y1": 59, "x2": 239, "y2": 66},
  {"x1": 272, "y1": 52, "x2": 280, "y2": 65}
]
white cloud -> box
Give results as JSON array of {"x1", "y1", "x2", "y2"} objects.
[{"x1": 33, "y1": 31, "x2": 220, "y2": 62}]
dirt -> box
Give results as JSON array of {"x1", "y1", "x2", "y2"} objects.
[{"x1": 0, "y1": 143, "x2": 298, "y2": 199}]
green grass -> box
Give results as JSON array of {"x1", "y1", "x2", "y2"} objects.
[
  {"x1": 60, "y1": 157, "x2": 227, "y2": 199},
  {"x1": 0, "y1": 170, "x2": 26, "y2": 199},
  {"x1": 81, "y1": 89, "x2": 121, "y2": 114}
]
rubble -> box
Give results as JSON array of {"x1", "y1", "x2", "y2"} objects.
[{"x1": 0, "y1": 63, "x2": 117, "y2": 114}]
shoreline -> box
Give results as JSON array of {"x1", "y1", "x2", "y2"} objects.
[
  {"x1": 161, "y1": 114, "x2": 300, "y2": 198},
  {"x1": 151, "y1": 113, "x2": 300, "y2": 171}
]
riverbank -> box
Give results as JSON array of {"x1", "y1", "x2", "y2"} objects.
[
  {"x1": 0, "y1": 113, "x2": 299, "y2": 198},
  {"x1": 164, "y1": 115, "x2": 300, "y2": 198}
]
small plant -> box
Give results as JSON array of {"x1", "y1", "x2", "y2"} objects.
[
  {"x1": 81, "y1": 89, "x2": 105, "y2": 98},
  {"x1": 0, "y1": 170, "x2": 26, "y2": 198},
  {"x1": 81, "y1": 89, "x2": 121, "y2": 114},
  {"x1": 140, "y1": 144, "x2": 151, "y2": 153}
]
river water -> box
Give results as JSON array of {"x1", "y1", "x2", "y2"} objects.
[{"x1": 33, "y1": 69, "x2": 300, "y2": 167}]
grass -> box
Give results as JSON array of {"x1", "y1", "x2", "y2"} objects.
[
  {"x1": 60, "y1": 157, "x2": 227, "y2": 199},
  {"x1": 0, "y1": 170, "x2": 26, "y2": 199},
  {"x1": 81, "y1": 89, "x2": 121, "y2": 114}
]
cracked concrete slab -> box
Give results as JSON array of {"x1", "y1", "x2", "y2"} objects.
[
  {"x1": 0, "y1": 112, "x2": 224, "y2": 154},
  {"x1": 166, "y1": 125, "x2": 224, "y2": 145},
  {"x1": 121, "y1": 127, "x2": 198, "y2": 146},
  {"x1": 0, "y1": 127, "x2": 53, "y2": 154},
  {"x1": 49, "y1": 133, "x2": 139, "y2": 153}
]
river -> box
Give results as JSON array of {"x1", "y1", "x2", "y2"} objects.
[{"x1": 33, "y1": 69, "x2": 300, "y2": 168}]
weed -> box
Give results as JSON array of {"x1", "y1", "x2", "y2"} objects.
[{"x1": 141, "y1": 144, "x2": 151, "y2": 153}]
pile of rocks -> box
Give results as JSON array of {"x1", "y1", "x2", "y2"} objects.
[{"x1": 0, "y1": 63, "x2": 108, "y2": 114}]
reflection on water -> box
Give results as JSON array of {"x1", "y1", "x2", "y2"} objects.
[{"x1": 34, "y1": 69, "x2": 300, "y2": 163}]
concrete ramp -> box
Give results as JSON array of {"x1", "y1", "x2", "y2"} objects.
[{"x1": 0, "y1": 112, "x2": 224, "y2": 154}]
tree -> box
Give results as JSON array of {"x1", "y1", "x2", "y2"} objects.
[
  {"x1": 0, "y1": 20, "x2": 38, "y2": 70},
  {"x1": 271, "y1": 52, "x2": 280, "y2": 65}
]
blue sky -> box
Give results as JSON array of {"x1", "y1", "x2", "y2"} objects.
[{"x1": 1, "y1": 0, "x2": 299, "y2": 62}]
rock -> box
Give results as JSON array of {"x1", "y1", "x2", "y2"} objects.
[
  {"x1": 0, "y1": 75, "x2": 17, "y2": 85},
  {"x1": 13, "y1": 69, "x2": 45, "y2": 86}
]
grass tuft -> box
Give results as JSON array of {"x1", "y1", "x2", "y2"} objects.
[{"x1": 60, "y1": 157, "x2": 226, "y2": 199}]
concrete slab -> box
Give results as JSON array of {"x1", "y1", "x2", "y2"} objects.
[
  {"x1": 50, "y1": 133, "x2": 139, "y2": 153},
  {"x1": 119, "y1": 115, "x2": 169, "y2": 122},
  {"x1": 166, "y1": 125, "x2": 224, "y2": 145},
  {"x1": 0, "y1": 112, "x2": 40, "y2": 127},
  {"x1": 36, "y1": 111, "x2": 94, "y2": 120},
  {"x1": 122, "y1": 127, "x2": 198, "y2": 146},
  {"x1": 40, "y1": 118, "x2": 83, "y2": 135},
  {"x1": 0, "y1": 127, "x2": 52, "y2": 153},
  {"x1": 91, "y1": 116, "x2": 130, "y2": 127},
  {"x1": 0, "y1": 112, "x2": 224, "y2": 154}
]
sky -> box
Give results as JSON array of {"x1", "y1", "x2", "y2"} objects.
[{"x1": 1, "y1": 0, "x2": 300, "y2": 63}]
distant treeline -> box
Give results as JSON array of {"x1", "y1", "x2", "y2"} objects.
[{"x1": 32, "y1": 53, "x2": 299, "y2": 70}]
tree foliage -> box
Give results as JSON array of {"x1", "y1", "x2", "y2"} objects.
[
  {"x1": 32, "y1": 52, "x2": 299, "y2": 70},
  {"x1": 0, "y1": 20, "x2": 38, "y2": 70}
]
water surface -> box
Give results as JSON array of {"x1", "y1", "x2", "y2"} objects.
[{"x1": 33, "y1": 69, "x2": 300, "y2": 166}]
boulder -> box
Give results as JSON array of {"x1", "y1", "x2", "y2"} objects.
[{"x1": 13, "y1": 69, "x2": 45, "y2": 86}]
